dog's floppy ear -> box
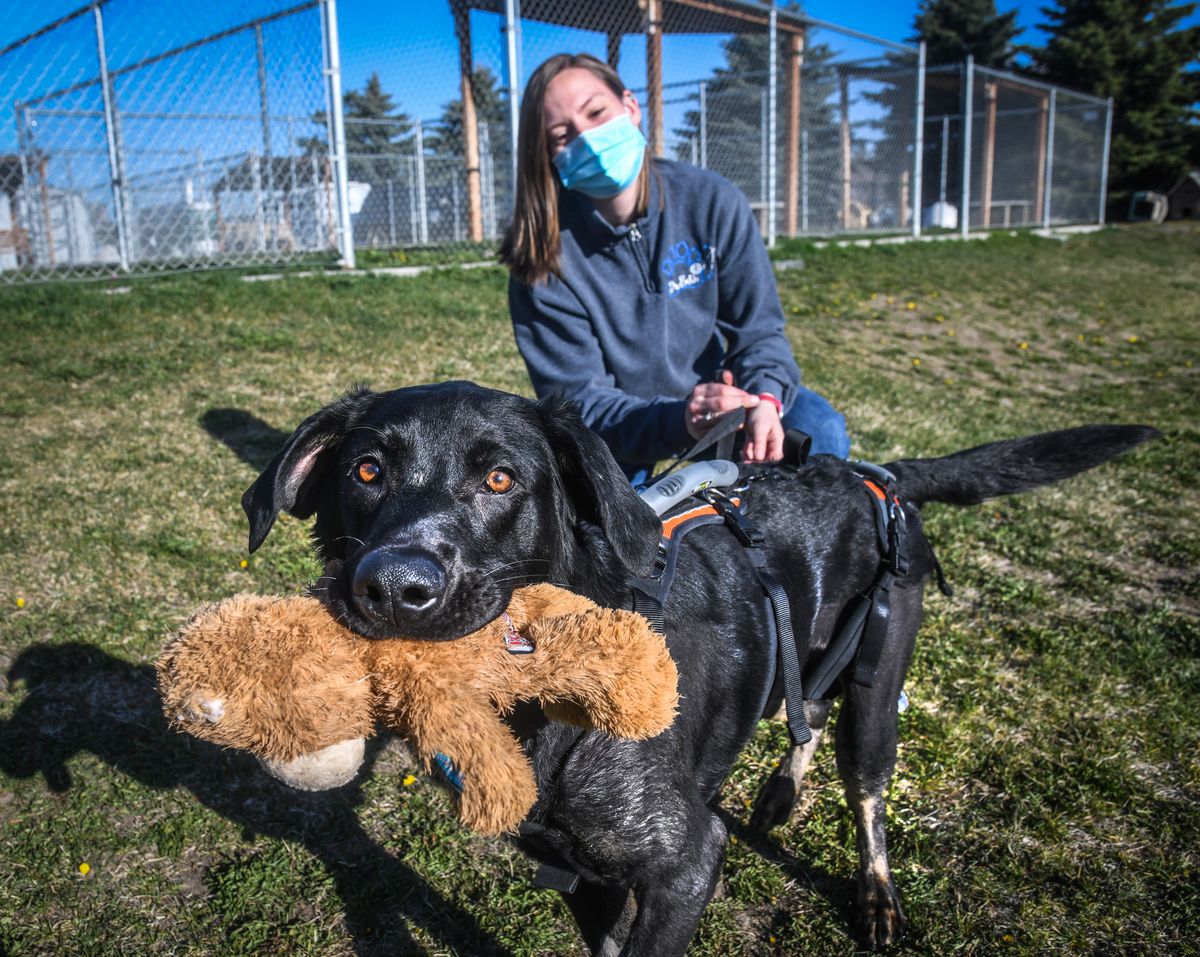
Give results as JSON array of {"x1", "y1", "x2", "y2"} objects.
[
  {"x1": 241, "y1": 387, "x2": 375, "y2": 553},
  {"x1": 539, "y1": 396, "x2": 662, "y2": 577}
]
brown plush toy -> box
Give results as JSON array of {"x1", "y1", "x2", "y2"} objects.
[{"x1": 157, "y1": 584, "x2": 678, "y2": 835}]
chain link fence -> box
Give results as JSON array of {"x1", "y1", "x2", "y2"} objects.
[
  {"x1": 0, "y1": 0, "x2": 349, "y2": 283},
  {"x1": 0, "y1": 0, "x2": 1115, "y2": 284},
  {"x1": 922, "y1": 59, "x2": 1112, "y2": 233}
]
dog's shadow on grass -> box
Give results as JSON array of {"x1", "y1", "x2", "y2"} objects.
[
  {"x1": 0, "y1": 642, "x2": 518, "y2": 957},
  {"x1": 200, "y1": 408, "x2": 290, "y2": 472}
]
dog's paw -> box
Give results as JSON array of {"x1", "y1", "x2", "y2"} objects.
[
  {"x1": 749, "y1": 773, "x2": 797, "y2": 833},
  {"x1": 855, "y1": 875, "x2": 907, "y2": 949}
]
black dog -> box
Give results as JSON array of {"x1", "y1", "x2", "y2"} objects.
[{"x1": 242, "y1": 381, "x2": 1155, "y2": 955}]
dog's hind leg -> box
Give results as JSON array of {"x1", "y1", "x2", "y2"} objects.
[
  {"x1": 833, "y1": 588, "x2": 922, "y2": 949},
  {"x1": 749, "y1": 698, "x2": 833, "y2": 832}
]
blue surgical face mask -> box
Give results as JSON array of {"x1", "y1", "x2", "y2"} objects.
[{"x1": 553, "y1": 113, "x2": 647, "y2": 199}]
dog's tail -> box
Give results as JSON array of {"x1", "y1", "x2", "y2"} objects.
[{"x1": 886, "y1": 425, "x2": 1160, "y2": 508}]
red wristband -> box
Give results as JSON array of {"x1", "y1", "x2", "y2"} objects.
[{"x1": 758, "y1": 393, "x2": 783, "y2": 414}]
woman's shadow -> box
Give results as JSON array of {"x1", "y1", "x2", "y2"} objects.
[{"x1": 1, "y1": 641, "x2": 518, "y2": 956}]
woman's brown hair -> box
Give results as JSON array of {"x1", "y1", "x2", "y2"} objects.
[{"x1": 498, "y1": 53, "x2": 650, "y2": 285}]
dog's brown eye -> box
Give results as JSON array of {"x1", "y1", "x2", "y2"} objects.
[
  {"x1": 356, "y1": 461, "x2": 381, "y2": 483},
  {"x1": 484, "y1": 469, "x2": 514, "y2": 494}
]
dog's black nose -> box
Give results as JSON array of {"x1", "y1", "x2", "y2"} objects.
[{"x1": 351, "y1": 547, "x2": 447, "y2": 625}]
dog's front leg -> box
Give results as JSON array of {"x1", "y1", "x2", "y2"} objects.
[{"x1": 619, "y1": 808, "x2": 726, "y2": 957}]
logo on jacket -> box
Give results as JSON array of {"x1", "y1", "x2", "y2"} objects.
[{"x1": 661, "y1": 241, "x2": 715, "y2": 298}]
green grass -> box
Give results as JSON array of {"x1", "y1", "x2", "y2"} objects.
[{"x1": 1, "y1": 223, "x2": 1197, "y2": 956}]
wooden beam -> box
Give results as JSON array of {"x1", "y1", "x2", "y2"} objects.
[
  {"x1": 784, "y1": 30, "x2": 803, "y2": 236},
  {"x1": 644, "y1": 0, "x2": 664, "y2": 157},
  {"x1": 453, "y1": 3, "x2": 484, "y2": 243},
  {"x1": 981, "y1": 81, "x2": 997, "y2": 228},
  {"x1": 669, "y1": 0, "x2": 805, "y2": 33},
  {"x1": 607, "y1": 31, "x2": 621, "y2": 70}
]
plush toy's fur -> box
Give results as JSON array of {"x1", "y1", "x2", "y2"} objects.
[{"x1": 157, "y1": 583, "x2": 678, "y2": 835}]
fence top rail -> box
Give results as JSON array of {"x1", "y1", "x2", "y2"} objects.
[
  {"x1": 971, "y1": 62, "x2": 1110, "y2": 106},
  {"x1": 0, "y1": 0, "x2": 110, "y2": 59},
  {"x1": 13, "y1": 0, "x2": 320, "y2": 111}
]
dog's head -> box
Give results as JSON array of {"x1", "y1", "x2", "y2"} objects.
[{"x1": 241, "y1": 382, "x2": 661, "y2": 640}]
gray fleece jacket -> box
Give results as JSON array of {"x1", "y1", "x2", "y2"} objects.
[{"x1": 509, "y1": 158, "x2": 802, "y2": 468}]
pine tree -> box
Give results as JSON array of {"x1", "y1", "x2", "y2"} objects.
[
  {"x1": 341, "y1": 72, "x2": 413, "y2": 183},
  {"x1": 912, "y1": 0, "x2": 1021, "y2": 67},
  {"x1": 670, "y1": 16, "x2": 843, "y2": 228},
  {"x1": 428, "y1": 67, "x2": 509, "y2": 162},
  {"x1": 1032, "y1": 0, "x2": 1200, "y2": 193},
  {"x1": 301, "y1": 72, "x2": 413, "y2": 184}
]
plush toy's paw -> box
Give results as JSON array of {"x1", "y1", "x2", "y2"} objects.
[
  {"x1": 157, "y1": 594, "x2": 375, "y2": 761},
  {"x1": 259, "y1": 738, "x2": 366, "y2": 791}
]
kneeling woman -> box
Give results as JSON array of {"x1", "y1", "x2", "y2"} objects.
[{"x1": 501, "y1": 53, "x2": 850, "y2": 483}]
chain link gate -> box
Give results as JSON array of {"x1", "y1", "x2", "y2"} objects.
[
  {"x1": 0, "y1": 0, "x2": 354, "y2": 283},
  {"x1": 922, "y1": 58, "x2": 1112, "y2": 234}
]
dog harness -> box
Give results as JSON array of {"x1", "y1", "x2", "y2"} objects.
[{"x1": 627, "y1": 456, "x2": 919, "y2": 747}]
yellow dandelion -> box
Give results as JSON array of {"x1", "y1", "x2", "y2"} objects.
[
  {"x1": 912, "y1": 358, "x2": 921, "y2": 367},
  {"x1": 402, "y1": 774, "x2": 417, "y2": 787},
  {"x1": 906, "y1": 301, "x2": 917, "y2": 310},
  {"x1": 1126, "y1": 335, "x2": 1139, "y2": 344},
  {"x1": 239, "y1": 558, "x2": 249, "y2": 569},
  {"x1": 935, "y1": 314, "x2": 945, "y2": 322},
  {"x1": 1019, "y1": 342, "x2": 1029, "y2": 350},
  {"x1": 886, "y1": 296, "x2": 895, "y2": 304},
  {"x1": 1188, "y1": 360, "x2": 1194, "y2": 368},
  {"x1": 947, "y1": 329, "x2": 956, "y2": 337},
  {"x1": 78, "y1": 863, "x2": 90, "y2": 876},
  {"x1": 1077, "y1": 334, "x2": 1085, "y2": 341},
  {"x1": 770, "y1": 936, "x2": 777, "y2": 944},
  {"x1": 945, "y1": 377, "x2": 955, "y2": 385},
  {"x1": 743, "y1": 798, "x2": 752, "y2": 808},
  {"x1": 729, "y1": 835, "x2": 738, "y2": 844},
  {"x1": 15, "y1": 597, "x2": 25, "y2": 609}
]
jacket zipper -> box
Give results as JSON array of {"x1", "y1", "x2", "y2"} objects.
[{"x1": 627, "y1": 222, "x2": 654, "y2": 294}]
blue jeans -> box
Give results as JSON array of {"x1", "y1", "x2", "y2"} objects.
[{"x1": 624, "y1": 386, "x2": 850, "y2": 486}]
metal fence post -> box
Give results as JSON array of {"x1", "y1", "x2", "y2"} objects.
[
  {"x1": 698, "y1": 80, "x2": 707, "y2": 169},
  {"x1": 801, "y1": 128, "x2": 808, "y2": 232},
  {"x1": 767, "y1": 6, "x2": 777, "y2": 247},
  {"x1": 911, "y1": 41, "x2": 925, "y2": 238},
  {"x1": 1098, "y1": 97, "x2": 1113, "y2": 225},
  {"x1": 94, "y1": 4, "x2": 130, "y2": 271},
  {"x1": 939, "y1": 116, "x2": 949, "y2": 203},
  {"x1": 320, "y1": 0, "x2": 355, "y2": 268},
  {"x1": 1042, "y1": 87, "x2": 1056, "y2": 227},
  {"x1": 415, "y1": 119, "x2": 428, "y2": 244},
  {"x1": 504, "y1": 0, "x2": 521, "y2": 201},
  {"x1": 255, "y1": 23, "x2": 276, "y2": 250},
  {"x1": 960, "y1": 55, "x2": 973, "y2": 238}
]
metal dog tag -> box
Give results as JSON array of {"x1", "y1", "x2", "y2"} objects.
[{"x1": 502, "y1": 612, "x2": 535, "y2": 655}]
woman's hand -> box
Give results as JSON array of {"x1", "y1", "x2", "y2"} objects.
[
  {"x1": 741, "y1": 401, "x2": 784, "y2": 464},
  {"x1": 684, "y1": 371, "x2": 761, "y2": 440}
]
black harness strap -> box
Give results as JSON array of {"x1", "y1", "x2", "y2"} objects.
[{"x1": 698, "y1": 490, "x2": 812, "y2": 746}]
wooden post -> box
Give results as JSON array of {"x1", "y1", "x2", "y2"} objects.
[
  {"x1": 900, "y1": 168, "x2": 910, "y2": 229},
  {"x1": 840, "y1": 71, "x2": 851, "y2": 229},
  {"x1": 607, "y1": 31, "x2": 621, "y2": 70},
  {"x1": 1033, "y1": 93, "x2": 1049, "y2": 226},
  {"x1": 981, "y1": 81, "x2": 997, "y2": 228},
  {"x1": 453, "y1": 3, "x2": 484, "y2": 242},
  {"x1": 784, "y1": 30, "x2": 804, "y2": 235},
  {"x1": 644, "y1": 0, "x2": 664, "y2": 157}
]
